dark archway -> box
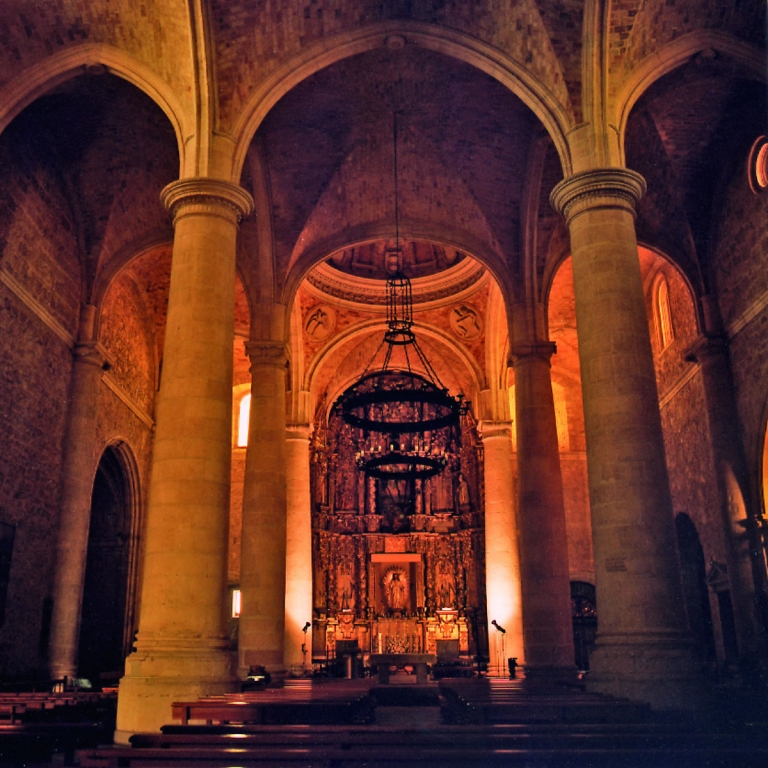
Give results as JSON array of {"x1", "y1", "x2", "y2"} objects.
[
  {"x1": 78, "y1": 446, "x2": 133, "y2": 684},
  {"x1": 675, "y1": 513, "x2": 717, "y2": 666},
  {"x1": 571, "y1": 581, "x2": 597, "y2": 672}
]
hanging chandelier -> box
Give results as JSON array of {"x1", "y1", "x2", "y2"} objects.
[{"x1": 340, "y1": 115, "x2": 465, "y2": 481}]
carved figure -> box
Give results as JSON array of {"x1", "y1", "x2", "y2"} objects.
[
  {"x1": 451, "y1": 304, "x2": 481, "y2": 339},
  {"x1": 305, "y1": 305, "x2": 335, "y2": 340},
  {"x1": 383, "y1": 568, "x2": 408, "y2": 611},
  {"x1": 457, "y1": 473, "x2": 470, "y2": 507}
]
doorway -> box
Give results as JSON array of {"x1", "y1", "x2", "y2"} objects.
[{"x1": 77, "y1": 446, "x2": 134, "y2": 684}]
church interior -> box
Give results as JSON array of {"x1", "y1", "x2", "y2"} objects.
[{"x1": 0, "y1": 0, "x2": 768, "y2": 764}]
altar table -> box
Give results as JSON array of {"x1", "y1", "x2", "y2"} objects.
[{"x1": 368, "y1": 653, "x2": 437, "y2": 684}]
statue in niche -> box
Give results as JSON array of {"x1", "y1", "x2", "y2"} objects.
[
  {"x1": 437, "y1": 580, "x2": 455, "y2": 609},
  {"x1": 383, "y1": 568, "x2": 409, "y2": 612},
  {"x1": 456, "y1": 473, "x2": 470, "y2": 508}
]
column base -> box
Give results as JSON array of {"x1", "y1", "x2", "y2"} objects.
[
  {"x1": 238, "y1": 646, "x2": 286, "y2": 682},
  {"x1": 586, "y1": 635, "x2": 711, "y2": 711},
  {"x1": 115, "y1": 642, "x2": 237, "y2": 742},
  {"x1": 522, "y1": 664, "x2": 580, "y2": 687}
]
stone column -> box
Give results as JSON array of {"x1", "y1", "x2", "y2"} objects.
[
  {"x1": 479, "y1": 421, "x2": 525, "y2": 674},
  {"x1": 512, "y1": 343, "x2": 576, "y2": 678},
  {"x1": 284, "y1": 424, "x2": 313, "y2": 673},
  {"x1": 116, "y1": 179, "x2": 253, "y2": 740},
  {"x1": 48, "y1": 304, "x2": 107, "y2": 681},
  {"x1": 686, "y1": 329, "x2": 763, "y2": 660},
  {"x1": 238, "y1": 336, "x2": 288, "y2": 677},
  {"x1": 551, "y1": 169, "x2": 702, "y2": 708}
]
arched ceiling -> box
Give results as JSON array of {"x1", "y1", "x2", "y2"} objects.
[
  {"x1": 327, "y1": 240, "x2": 466, "y2": 281},
  {"x1": 0, "y1": 72, "x2": 178, "y2": 300},
  {"x1": 625, "y1": 53, "x2": 767, "y2": 292},
  {"x1": 249, "y1": 44, "x2": 542, "y2": 297}
]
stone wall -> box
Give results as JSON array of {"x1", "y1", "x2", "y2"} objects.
[
  {"x1": 712, "y1": 131, "x2": 768, "y2": 510},
  {"x1": 0, "y1": 286, "x2": 72, "y2": 679},
  {"x1": 0, "y1": 115, "x2": 82, "y2": 678}
]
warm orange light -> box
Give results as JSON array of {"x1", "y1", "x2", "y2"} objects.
[
  {"x1": 748, "y1": 136, "x2": 768, "y2": 194},
  {"x1": 231, "y1": 589, "x2": 242, "y2": 618},
  {"x1": 757, "y1": 143, "x2": 768, "y2": 188},
  {"x1": 656, "y1": 275, "x2": 674, "y2": 350},
  {"x1": 237, "y1": 394, "x2": 251, "y2": 447}
]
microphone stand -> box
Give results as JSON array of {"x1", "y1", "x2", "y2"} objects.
[
  {"x1": 301, "y1": 622, "x2": 311, "y2": 676},
  {"x1": 492, "y1": 621, "x2": 506, "y2": 678}
]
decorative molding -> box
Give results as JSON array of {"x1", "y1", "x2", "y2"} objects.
[
  {"x1": 160, "y1": 178, "x2": 255, "y2": 224},
  {"x1": 725, "y1": 288, "x2": 768, "y2": 340},
  {"x1": 550, "y1": 168, "x2": 646, "y2": 226},
  {"x1": 0, "y1": 267, "x2": 74, "y2": 347},
  {"x1": 510, "y1": 341, "x2": 557, "y2": 364},
  {"x1": 304, "y1": 258, "x2": 487, "y2": 310},
  {"x1": 476, "y1": 420, "x2": 513, "y2": 441},
  {"x1": 101, "y1": 373, "x2": 155, "y2": 429},
  {"x1": 245, "y1": 340, "x2": 289, "y2": 369},
  {"x1": 286, "y1": 423, "x2": 312, "y2": 441},
  {"x1": 684, "y1": 333, "x2": 728, "y2": 364},
  {"x1": 72, "y1": 340, "x2": 109, "y2": 370},
  {"x1": 659, "y1": 363, "x2": 699, "y2": 410}
]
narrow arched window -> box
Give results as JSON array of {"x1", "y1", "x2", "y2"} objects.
[
  {"x1": 237, "y1": 393, "x2": 251, "y2": 448},
  {"x1": 656, "y1": 275, "x2": 674, "y2": 350}
]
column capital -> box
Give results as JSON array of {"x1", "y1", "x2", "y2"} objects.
[
  {"x1": 286, "y1": 423, "x2": 312, "y2": 441},
  {"x1": 160, "y1": 178, "x2": 255, "y2": 226},
  {"x1": 245, "y1": 340, "x2": 289, "y2": 370},
  {"x1": 72, "y1": 340, "x2": 109, "y2": 370},
  {"x1": 684, "y1": 333, "x2": 729, "y2": 364},
  {"x1": 477, "y1": 420, "x2": 513, "y2": 441},
  {"x1": 550, "y1": 168, "x2": 646, "y2": 227},
  {"x1": 510, "y1": 341, "x2": 556, "y2": 365}
]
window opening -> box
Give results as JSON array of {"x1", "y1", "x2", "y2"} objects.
[
  {"x1": 237, "y1": 393, "x2": 251, "y2": 448},
  {"x1": 656, "y1": 275, "x2": 674, "y2": 350}
]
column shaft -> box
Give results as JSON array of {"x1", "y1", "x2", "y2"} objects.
[
  {"x1": 480, "y1": 422, "x2": 525, "y2": 673},
  {"x1": 513, "y1": 346, "x2": 575, "y2": 676},
  {"x1": 284, "y1": 425, "x2": 313, "y2": 672},
  {"x1": 688, "y1": 334, "x2": 762, "y2": 658},
  {"x1": 239, "y1": 339, "x2": 288, "y2": 675},
  {"x1": 48, "y1": 305, "x2": 105, "y2": 680},
  {"x1": 116, "y1": 179, "x2": 253, "y2": 739},
  {"x1": 552, "y1": 169, "x2": 702, "y2": 708}
]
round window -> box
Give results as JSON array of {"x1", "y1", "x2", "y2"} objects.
[{"x1": 748, "y1": 136, "x2": 768, "y2": 193}]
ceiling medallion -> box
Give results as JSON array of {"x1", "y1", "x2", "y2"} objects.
[
  {"x1": 304, "y1": 304, "x2": 336, "y2": 342},
  {"x1": 340, "y1": 114, "x2": 466, "y2": 486},
  {"x1": 449, "y1": 303, "x2": 483, "y2": 340}
]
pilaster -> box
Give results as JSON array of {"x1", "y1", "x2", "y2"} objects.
[
  {"x1": 49, "y1": 305, "x2": 108, "y2": 680},
  {"x1": 238, "y1": 335, "x2": 289, "y2": 677},
  {"x1": 284, "y1": 424, "x2": 313, "y2": 673},
  {"x1": 686, "y1": 333, "x2": 764, "y2": 660},
  {"x1": 477, "y1": 420, "x2": 525, "y2": 673},
  {"x1": 510, "y1": 341, "x2": 576, "y2": 679}
]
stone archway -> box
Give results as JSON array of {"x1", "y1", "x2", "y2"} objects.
[
  {"x1": 675, "y1": 513, "x2": 717, "y2": 668},
  {"x1": 77, "y1": 445, "x2": 135, "y2": 685}
]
